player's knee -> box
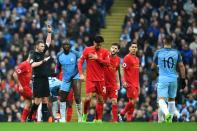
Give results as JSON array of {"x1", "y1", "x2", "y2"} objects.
[
  {"x1": 75, "y1": 97, "x2": 81, "y2": 104},
  {"x1": 86, "y1": 93, "x2": 92, "y2": 101},
  {"x1": 168, "y1": 98, "x2": 175, "y2": 101},
  {"x1": 34, "y1": 98, "x2": 41, "y2": 105},
  {"x1": 111, "y1": 99, "x2": 117, "y2": 105},
  {"x1": 158, "y1": 97, "x2": 165, "y2": 100},
  {"x1": 25, "y1": 101, "x2": 31, "y2": 109},
  {"x1": 59, "y1": 90, "x2": 68, "y2": 102},
  {"x1": 42, "y1": 97, "x2": 49, "y2": 104},
  {"x1": 67, "y1": 101, "x2": 73, "y2": 108},
  {"x1": 97, "y1": 96, "x2": 104, "y2": 103}
]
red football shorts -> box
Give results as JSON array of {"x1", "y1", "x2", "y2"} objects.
[
  {"x1": 86, "y1": 80, "x2": 105, "y2": 96},
  {"x1": 104, "y1": 86, "x2": 118, "y2": 100},
  {"x1": 17, "y1": 86, "x2": 32, "y2": 99},
  {"x1": 67, "y1": 89, "x2": 74, "y2": 101},
  {"x1": 126, "y1": 86, "x2": 139, "y2": 99}
]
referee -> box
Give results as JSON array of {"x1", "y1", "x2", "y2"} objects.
[{"x1": 27, "y1": 25, "x2": 52, "y2": 122}]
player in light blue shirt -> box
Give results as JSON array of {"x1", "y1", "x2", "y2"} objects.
[
  {"x1": 151, "y1": 35, "x2": 186, "y2": 123},
  {"x1": 56, "y1": 39, "x2": 82, "y2": 122}
]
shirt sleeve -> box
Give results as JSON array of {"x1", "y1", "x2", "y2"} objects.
[
  {"x1": 122, "y1": 56, "x2": 129, "y2": 70},
  {"x1": 122, "y1": 56, "x2": 130, "y2": 83},
  {"x1": 16, "y1": 63, "x2": 26, "y2": 75}
]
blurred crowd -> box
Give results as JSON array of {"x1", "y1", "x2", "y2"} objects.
[{"x1": 0, "y1": 0, "x2": 196, "y2": 122}]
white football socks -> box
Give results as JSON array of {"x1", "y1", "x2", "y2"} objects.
[
  {"x1": 158, "y1": 99, "x2": 169, "y2": 116},
  {"x1": 59, "y1": 102, "x2": 66, "y2": 122},
  {"x1": 76, "y1": 102, "x2": 82, "y2": 122}
]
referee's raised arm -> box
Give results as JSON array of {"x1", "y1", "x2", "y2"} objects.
[{"x1": 45, "y1": 24, "x2": 52, "y2": 47}]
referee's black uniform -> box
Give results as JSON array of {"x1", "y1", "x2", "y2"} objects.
[{"x1": 32, "y1": 44, "x2": 50, "y2": 98}]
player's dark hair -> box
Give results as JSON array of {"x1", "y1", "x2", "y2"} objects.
[
  {"x1": 112, "y1": 43, "x2": 120, "y2": 49},
  {"x1": 35, "y1": 40, "x2": 44, "y2": 46},
  {"x1": 131, "y1": 40, "x2": 138, "y2": 46},
  {"x1": 62, "y1": 39, "x2": 70, "y2": 45},
  {"x1": 165, "y1": 35, "x2": 173, "y2": 44},
  {"x1": 94, "y1": 35, "x2": 104, "y2": 43}
]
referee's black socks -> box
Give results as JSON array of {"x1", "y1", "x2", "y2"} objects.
[
  {"x1": 27, "y1": 103, "x2": 39, "y2": 122},
  {"x1": 42, "y1": 103, "x2": 49, "y2": 122}
]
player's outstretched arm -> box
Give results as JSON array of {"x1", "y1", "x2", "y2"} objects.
[
  {"x1": 178, "y1": 62, "x2": 186, "y2": 89},
  {"x1": 45, "y1": 25, "x2": 52, "y2": 47},
  {"x1": 13, "y1": 71, "x2": 23, "y2": 92}
]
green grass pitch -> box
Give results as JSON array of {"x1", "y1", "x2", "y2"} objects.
[{"x1": 0, "y1": 123, "x2": 196, "y2": 131}]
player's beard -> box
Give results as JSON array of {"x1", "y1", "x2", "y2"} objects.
[
  {"x1": 111, "y1": 51, "x2": 116, "y2": 56},
  {"x1": 63, "y1": 49, "x2": 70, "y2": 54}
]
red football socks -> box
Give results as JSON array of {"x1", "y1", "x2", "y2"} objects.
[
  {"x1": 66, "y1": 107, "x2": 73, "y2": 122},
  {"x1": 21, "y1": 108, "x2": 29, "y2": 122},
  {"x1": 84, "y1": 99, "x2": 90, "y2": 114},
  {"x1": 112, "y1": 104, "x2": 118, "y2": 121},
  {"x1": 96, "y1": 103, "x2": 103, "y2": 120},
  {"x1": 121, "y1": 101, "x2": 134, "y2": 115}
]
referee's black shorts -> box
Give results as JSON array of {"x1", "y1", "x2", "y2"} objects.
[{"x1": 32, "y1": 77, "x2": 50, "y2": 98}]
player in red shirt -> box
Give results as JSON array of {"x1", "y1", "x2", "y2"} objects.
[
  {"x1": 13, "y1": 52, "x2": 33, "y2": 122},
  {"x1": 102, "y1": 43, "x2": 120, "y2": 122},
  {"x1": 78, "y1": 35, "x2": 110, "y2": 122},
  {"x1": 119, "y1": 41, "x2": 140, "y2": 122}
]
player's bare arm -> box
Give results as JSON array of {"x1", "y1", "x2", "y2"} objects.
[
  {"x1": 13, "y1": 71, "x2": 24, "y2": 92},
  {"x1": 178, "y1": 62, "x2": 186, "y2": 89},
  {"x1": 45, "y1": 24, "x2": 52, "y2": 47},
  {"x1": 150, "y1": 62, "x2": 158, "y2": 80}
]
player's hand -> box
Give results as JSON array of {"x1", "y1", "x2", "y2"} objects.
[
  {"x1": 47, "y1": 24, "x2": 52, "y2": 33},
  {"x1": 19, "y1": 85, "x2": 24, "y2": 93},
  {"x1": 88, "y1": 53, "x2": 98, "y2": 60},
  {"x1": 180, "y1": 78, "x2": 186, "y2": 89},
  {"x1": 123, "y1": 82, "x2": 127, "y2": 88},
  {"x1": 44, "y1": 56, "x2": 50, "y2": 62},
  {"x1": 80, "y1": 74, "x2": 85, "y2": 82}
]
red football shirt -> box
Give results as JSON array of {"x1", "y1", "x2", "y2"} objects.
[
  {"x1": 78, "y1": 46, "x2": 110, "y2": 81},
  {"x1": 122, "y1": 53, "x2": 139, "y2": 88},
  {"x1": 15, "y1": 61, "x2": 32, "y2": 87},
  {"x1": 104, "y1": 55, "x2": 120, "y2": 85}
]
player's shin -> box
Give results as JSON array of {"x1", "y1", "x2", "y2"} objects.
[
  {"x1": 158, "y1": 99, "x2": 169, "y2": 116},
  {"x1": 112, "y1": 104, "x2": 118, "y2": 122},
  {"x1": 121, "y1": 101, "x2": 134, "y2": 115},
  {"x1": 41, "y1": 103, "x2": 49, "y2": 122},
  {"x1": 168, "y1": 101, "x2": 176, "y2": 117},
  {"x1": 21, "y1": 108, "x2": 30, "y2": 122},
  {"x1": 158, "y1": 107, "x2": 164, "y2": 123},
  {"x1": 37, "y1": 103, "x2": 42, "y2": 122},
  {"x1": 66, "y1": 107, "x2": 73, "y2": 122},
  {"x1": 52, "y1": 101, "x2": 58, "y2": 120},
  {"x1": 60, "y1": 102, "x2": 66, "y2": 122},
  {"x1": 96, "y1": 102, "x2": 103, "y2": 120},
  {"x1": 76, "y1": 102, "x2": 82, "y2": 122},
  {"x1": 27, "y1": 103, "x2": 39, "y2": 122}
]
